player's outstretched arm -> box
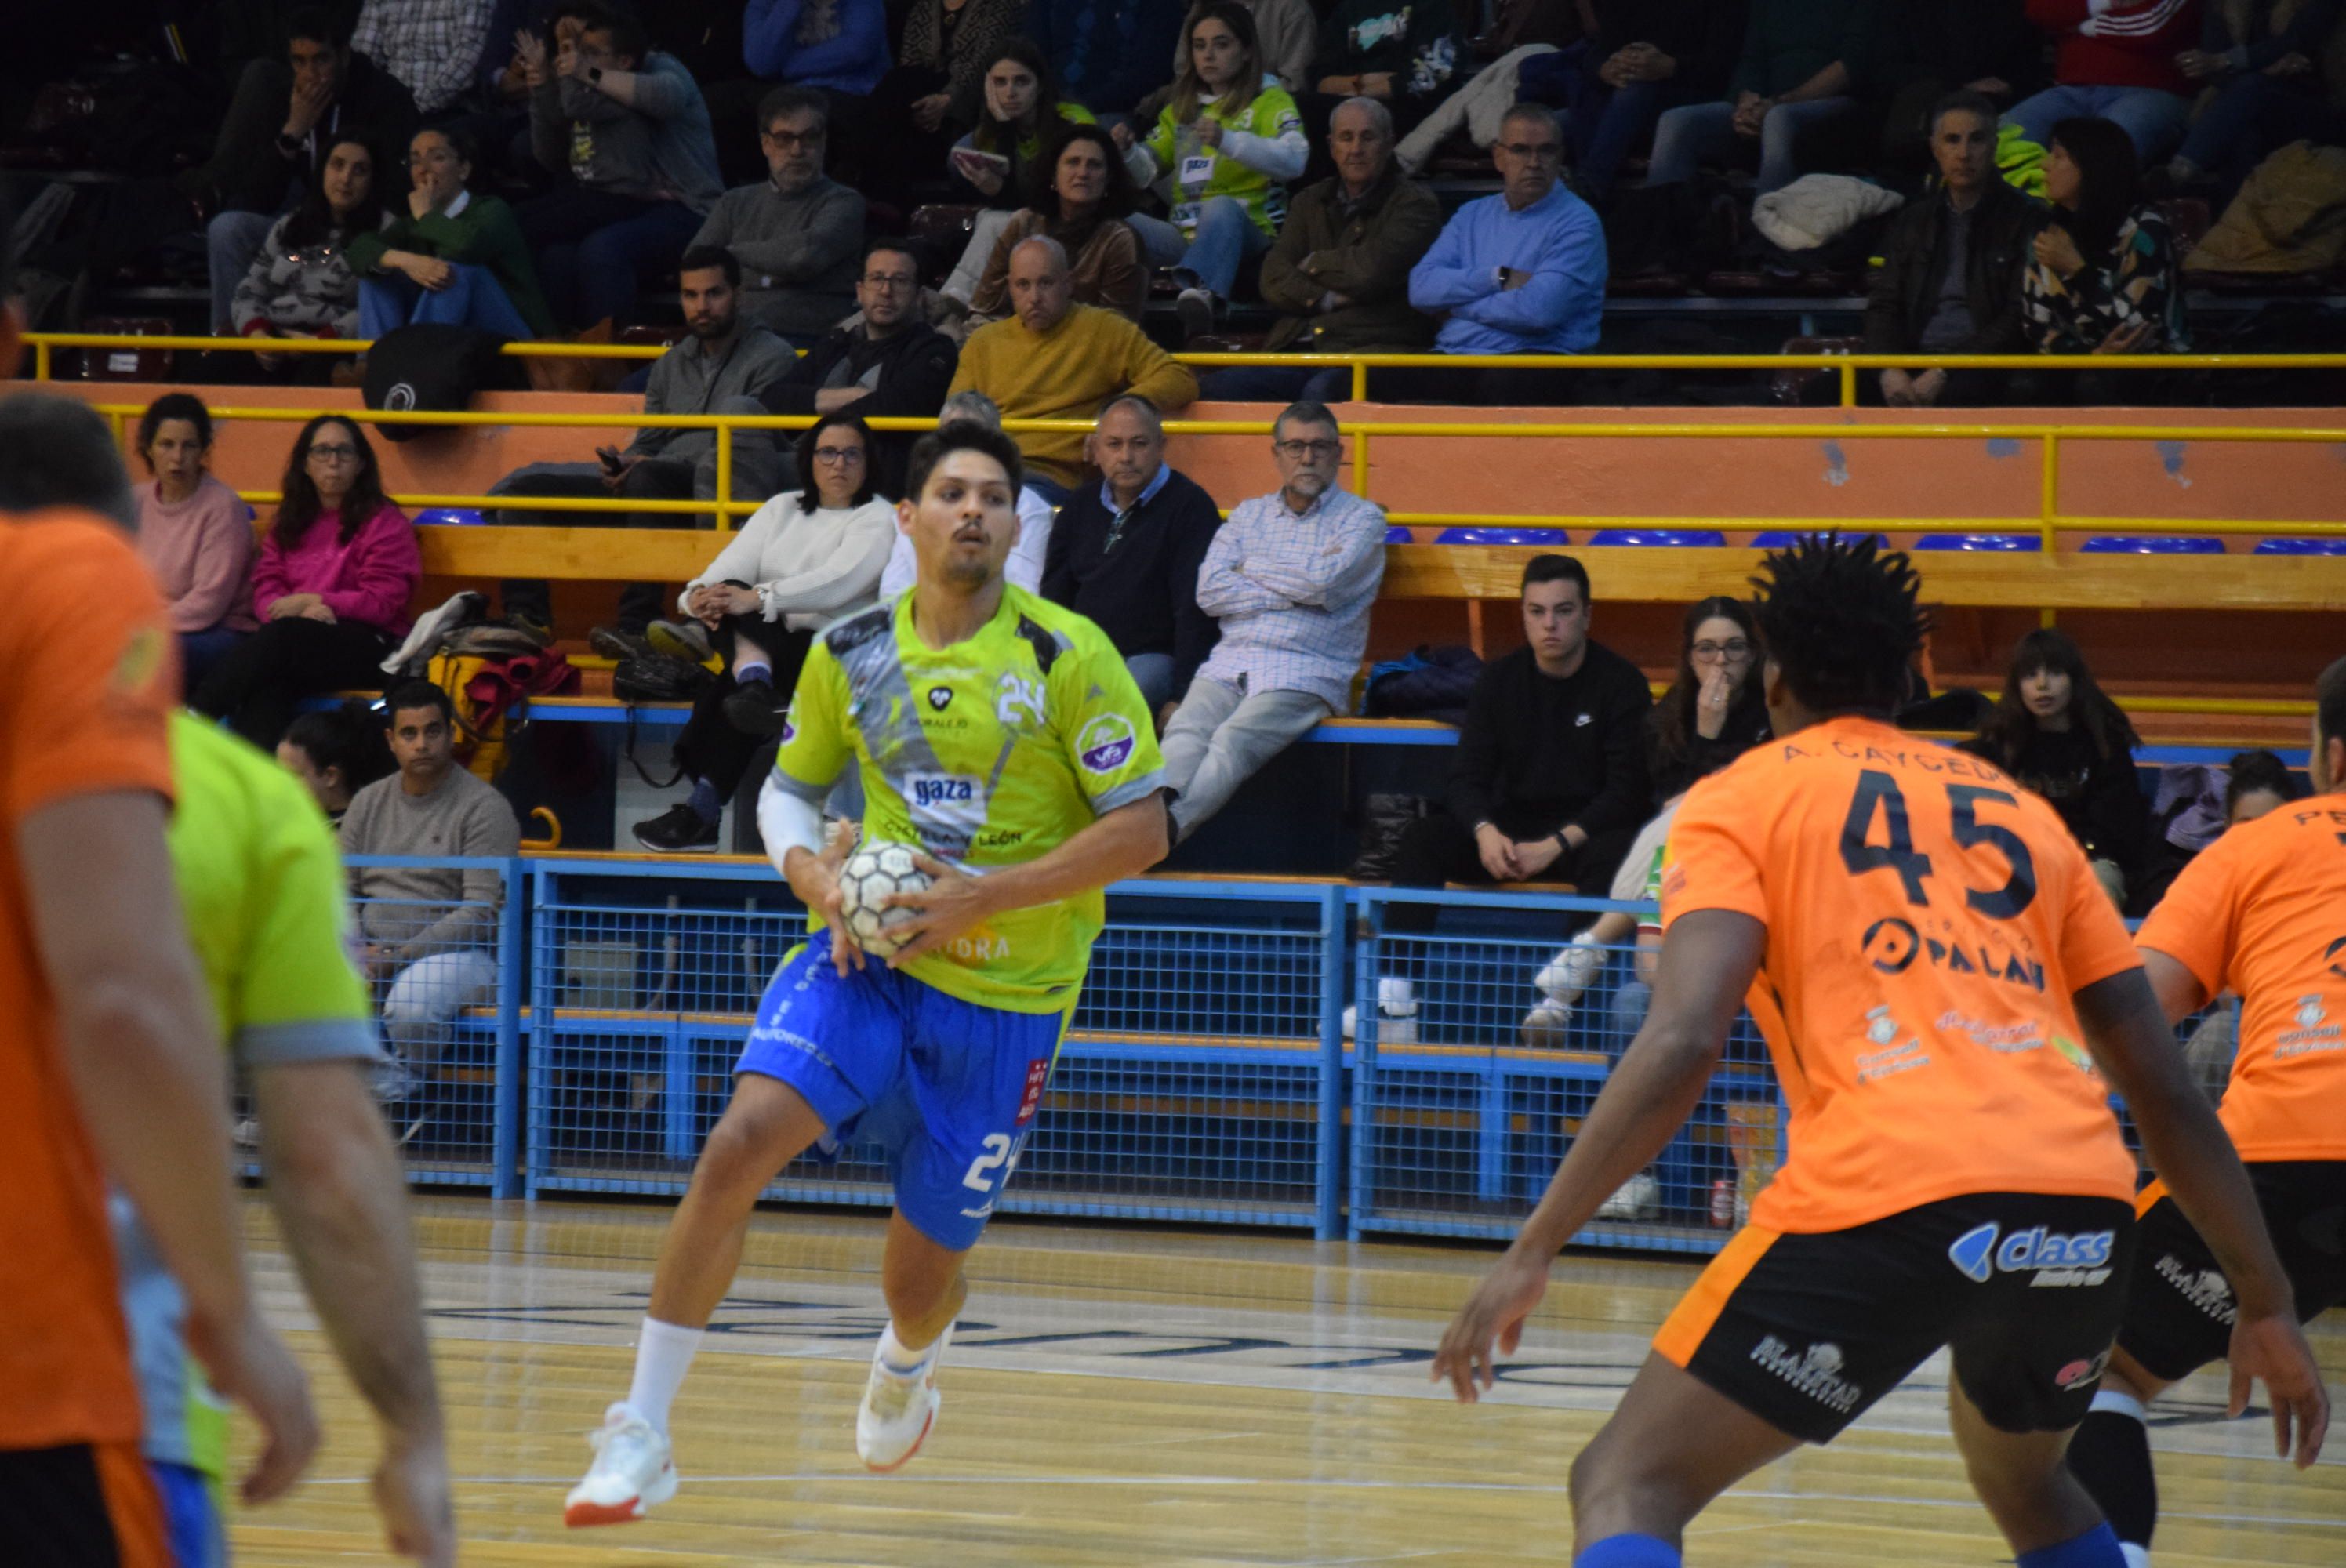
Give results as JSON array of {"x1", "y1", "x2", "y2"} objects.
[
  {"x1": 1433, "y1": 909, "x2": 1762, "y2": 1402},
  {"x1": 2073, "y1": 967, "x2": 2330, "y2": 1466},
  {"x1": 252, "y1": 1060, "x2": 454, "y2": 1566},
  {"x1": 884, "y1": 793, "x2": 1171, "y2": 964},
  {"x1": 2137, "y1": 946, "x2": 2211, "y2": 1027},
  {"x1": 17, "y1": 789, "x2": 321, "y2": 1502}
]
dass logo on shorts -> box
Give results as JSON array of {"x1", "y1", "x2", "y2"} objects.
[
  {"x1": 1749, "y1": 1336, "x2": 1862, "y2": 1414},
  {"x1": 1076, "y1": 713, "x2": 1137, "y2": 775},
  {"x1": 1948, "y1": 1222, "x2": 2115, "y2": 1287}
]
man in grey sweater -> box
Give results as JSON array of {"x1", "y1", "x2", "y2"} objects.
[
  {"x1": 692, "y1": 85, "x2": 866, "y2": 343},
  {"x1": 517, "y1": 2, "x2": 724, "y2": 328},
  {"x1": 341, "y1": 683, "x2": 521, "y2": 1109},
  {"x1": 493, "y1": 246, "x2": 797, "y2": 641}
]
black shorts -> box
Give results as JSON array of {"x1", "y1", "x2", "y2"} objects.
[
  {"x1": 2117, "y1": 1160, "x2": 2346, "y2": 1384},
  {"x1": 0, "y1": 1441, "x2": 165, "y2": 1566},
  {"x1": 1654, "y1": 1192, "x2": 2137, "y2": 1444}
]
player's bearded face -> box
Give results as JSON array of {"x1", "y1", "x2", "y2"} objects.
[{"x1": 908, "y1": 451, "x2": 1021, "y2": 590}]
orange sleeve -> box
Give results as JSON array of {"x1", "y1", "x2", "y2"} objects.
[
  {"x1": 1658, "y1": 775, "x2": 1768, "y2": 931},
  {"x1": 0, "y1": 519, "x2": 177, "y2": 824},
  {"x1": 2132, "y1": 833, "x2": 2236, "y2": 997},
  {"x1": 2055, "y1": 829, "x2": 2147, "y2": 993}
]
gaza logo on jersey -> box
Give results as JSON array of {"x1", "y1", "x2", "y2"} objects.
[
  {"x1": 1948, "y1": 1223, "x2": 2115, "y2": 1287},
  {"x1": 1076, "y1": 713, "x2": 1137, "y2": 775},
  {"x1": 910, "y1": 775, "x2": 978, "y2": 809}
]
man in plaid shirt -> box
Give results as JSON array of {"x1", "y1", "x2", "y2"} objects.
[
  {"x1": 354, "y1": 0, "x2": 500, "y2": 119},
  {"x1": 1160, "y1": 401, "x2": 1389, "y2": 840}
]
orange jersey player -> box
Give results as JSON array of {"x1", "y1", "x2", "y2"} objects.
[
  {"x1": 2067, "y1": 654, "x2": 2346, "y2": 1568},
  {"x1": 1432, "y1": 535, "x2": 2326, "y2": 1568}
]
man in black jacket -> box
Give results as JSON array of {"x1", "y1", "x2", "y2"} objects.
[
  {"x1": 181, "y1": 4, "x2": 421, "y2": 333},
  {"x1": 757, "y1": 238, "x2": 958, "y2": 495},
  {"x1": 1865, "y1": 90, "x2": 2041, "y2": 408},
  {"x1": 1388, "y1": 554, "x2": 1651, "y2": 932},
  {"x1": 1041, "y1": 395, "x2": 1225, "y2": 715}
]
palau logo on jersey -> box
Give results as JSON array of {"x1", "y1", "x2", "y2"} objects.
[
  {"x1": 1075, "y1": 713, "x2": 1137, "y2": 775},
  {"x1": 928, "y1": 684, "x2": 953, "y2": 711},
  {"x1": 1948, "y1": 1222, "x2": 2115, "y2": 1287}
]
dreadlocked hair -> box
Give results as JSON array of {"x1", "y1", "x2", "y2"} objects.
[{"x1": 1750, "y1": 532, "x2": 1930, "y2": 717}]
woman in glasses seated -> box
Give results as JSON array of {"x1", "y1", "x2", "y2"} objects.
[{"x1": 1645, "y1": 595, "x2": 1770, "y2": 804}]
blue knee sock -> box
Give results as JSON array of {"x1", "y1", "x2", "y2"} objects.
[
  {"x1": 686, "y1": 777, "x2": 721, "y2": 825},
  {"x1": 2017, "y1": 1522, "x2": 2125, "y2": 1568},
  {"x1": 735, "y1": 659, "x2": 770, "y2": 685},
  {"x1": 1574, "y1": 1535, "x2": 1680, "y2": 1568}
]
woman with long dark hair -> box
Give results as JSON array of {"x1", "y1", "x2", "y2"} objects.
[
  {"x1": 950, "y1": 38, "x2": 1096, "y2": 208},
  {"x1": 633, "y1": 413, "x2": 896, "y2": 851},
  {"x1": 958, "y1": 122, "x2": 1147, "y2": 325},
  {"x1": 193, "y1": 414, "x2": 420, "y2": 748},
  {"x1": 1645, "y1": 595, "x2": 1769, "y2": 802},
  {"x1": 130, "y1": 392, "x2": 256, "y2": 688},
  {"x1": 231, "y1": 134, "x2": 388, "y2": 376},
  {"x1": 352, "y1": 125, "x2": 553, "y2": 339},
  {"x1": 1959, "y1": 626, "x2": 2148, "y2": 906},
  {"x1": 2023, "y1": 116, "x2": 2189, "y2": 385},
  {"x1": 278, "y1": 699, "x2": 399, "y2": 828}
]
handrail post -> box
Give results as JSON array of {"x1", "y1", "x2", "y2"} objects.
[
  {"x1": 34, "y1": 339, "x2": 52, "y2": 380},
  {"x1": 1352, "y1": 357, "x2": 1367, "y2": 403},
  {"x1": 1839, "y1": 360, "x2": 1855, "y2": 408},
  {"x1": 2040, "y1": 431, "x2": 2059, "y2": 627},
  {"x1": 715, "y1": 416, "x2": 733, "y2": 532},
  {"x1": 1353, "y1": 430, "x2": 1370, "y2": 500}
]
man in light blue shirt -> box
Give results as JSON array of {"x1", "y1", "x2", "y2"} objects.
[{"x1": 1404, "y1": 103, "x2": 1607, "y2": 402}]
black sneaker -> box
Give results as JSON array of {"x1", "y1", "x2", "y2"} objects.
[
  {"x1": 634, "y1": 803, "x2": 720, "y2": 853},
  {"x1": 590, "y1": 625, "x2": 653, "y2": 662},
  {"x1": 722, "y1": 676, "x2": 789, "y2": 737}
]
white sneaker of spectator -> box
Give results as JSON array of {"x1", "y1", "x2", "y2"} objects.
[
  {"x1": 1595, "y1": 1171, "x2": 1661, "y2": 1222},
  {"x1": 1340, "y1": 977, "x2": 1419, "y2": 1044},
  {"x1": 1534, "y1": 932, "x2": 1609, "y2": 1008}
]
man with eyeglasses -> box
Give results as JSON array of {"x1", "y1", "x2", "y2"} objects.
[
  {"x1": 691, "y1": 85, "x2": 868, "y2": 344},
  {"x1": 1404, "y1": 101, "x2": 1607, "y2": 405},
  {"x1": 1158, "y1": 400, "x2": 1386, "y2": 842},
  {"x1": 761, "y1": 239, "x2": 961, "y2": 495}
]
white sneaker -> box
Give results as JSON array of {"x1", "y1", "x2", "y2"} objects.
[
  {"x1": 1519, "y1": 996, "x2": 1574, "y2": 1048},
  {"x1": 1534, "y1": 933, "x2": 1609, "y2": 1007},
  {"x1": 1595, "y1": 1171, "x2": 1662, "y2": 1222},
  {"x1": 1342, "y1": 978, "x2": 1419, "y2": 1044},
  {"x1": 857, "y1": 1323, "x2": 952, "y2": 1472},
  {"x1": 564, "y1": 1402, "x2": 677, "y2": 1527}
]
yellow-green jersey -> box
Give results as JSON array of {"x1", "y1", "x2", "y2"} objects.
[
  {"x1": 113, "y1": 713, "x2": 380, "y2": 1481},
  {"x1": 770, "y1": 586, "x2": 1167, "y2": 1013}
]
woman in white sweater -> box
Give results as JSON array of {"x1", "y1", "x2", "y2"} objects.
[{"x1": 633, "y1": 413, "x2": 895, "y2": 852}]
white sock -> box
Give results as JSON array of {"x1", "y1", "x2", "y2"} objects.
[
  {"x1": 2119, "y1": 1544, "x2": 2152, "y2": 1568},
  {"x1": 877, "y1": 1323, "x2": 929, "y2": 1376},
  {"x1": 2090, "y1": 1387, "x2": 2147, "y2": 1424},
  {"x1": 625, "y1": 1317, "x2": 705, "y2": 1433}
]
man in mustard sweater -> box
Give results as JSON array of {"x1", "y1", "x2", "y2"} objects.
[{"x1": 946, "y1": 238, "x2": 1200, "y2": 503}]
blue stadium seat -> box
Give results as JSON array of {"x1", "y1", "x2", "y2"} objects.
[
  {"x1": 1914, "y1": 533, "x2": 2041, "y2": 551},
  {"x1": 1385, "y1": 525, "x2": 1412, "y2": 544},
  {"x1": 413, "y1": 507, "x2": 488, "y2": 528},
  {"x1": 1588, "y1": 528, "x2": 1726, "y2": 546},
  {"x1": 1433, "y1": 526, "x2": 1569, "y2": 546},
  {"x1": 2253, "y1": 538, "x2": 2346, "y2": 555},
  {"x1": 2080, "y1": 535, "x2": 2224, "y2": 554},
  {"x1": 1751, "y1": 529, "x2": 1889, "y2": 549}
]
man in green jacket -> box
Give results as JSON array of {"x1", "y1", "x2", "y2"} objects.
[{"x1": 1201, "y1": 97, "x2": 1443, "y2": 404}]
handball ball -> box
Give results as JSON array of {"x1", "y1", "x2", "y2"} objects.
[{"x1": 837, "y1": 840, "x2": 933, "y2": 958}]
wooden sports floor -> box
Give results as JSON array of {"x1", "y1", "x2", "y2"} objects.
[{"x1": 224, "y1": 1195, "x2": 2344, "y2": 1566}]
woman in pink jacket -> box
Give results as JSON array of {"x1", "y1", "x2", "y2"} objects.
[{"x1": 192, "y1": 412, "x2": 421, "y2": 747}]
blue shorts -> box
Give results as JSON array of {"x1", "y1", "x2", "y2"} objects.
[
  {"x1": 735, "y1": 931, "x2": 1071, "y2": 1250},
  {"x1": 148, "y1": 1459, "x2": 224, "y2": 1568}
]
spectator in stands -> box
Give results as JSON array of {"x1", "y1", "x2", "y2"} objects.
[
  {"x1": 1164, "y1": 0, "x2": 1320, "y2": 94},
  {"x1": 1212, "y1": 96, "x2": 1441, "y2": 404},
  {"x1": 878, "y1": 392, "x2": 1062, "y2": 594},
  {"x1": 634, "y1": 413, "x2": 897, "y2": 851},
  {"x1": 946, "y1": 235, "x2": 1201, "y2": 503},
  {"x1": 183, "y1": 5, "x2": 421, "y2": 335},
  {"x1": 1404, "y1": 103, "x2": 1607, "y2": 401},
  {"x1": 352, "y1": 0, "x2": 501, "y2": 122},
  {"x1": 2004, "y1": 0, "x2": 2200, "y2": 165},
  {"x1": 1160, "y1": 401, "x2": 1386, "y2": 842},
  {"x1": 1117, "y1": 3, "x2": 1309, "y2": 337},
  {"x1": 1866, "y1": 91, "x2": 2041, "y2": 408},
  {"x1": 2153, "y1": 0, "x2": 2342, "y2": 202},
  {"x1": 1387, "y1": 554, "x2": 1651, "y2": 931},
  {"x1": 1312, "y1": 0, "x2": 1468, "y2": 136},
  {"x1": 952, "y1": 39, "x2": 1097, "y2": 207},
  {"x1": 1042, "y1": 395, "x2": 1226, "y2": 713},
  {"x1": 279, "y1": 699, "x2": 399, "y2": 830},
  {"x1": 2023, "y1": 115, "x2": 2191, "y2": 393},
  {"x1": 705, "y1": 1, "x2": 891, "y2": 185},
  {"x1": 341, "y1": 681, "x2": 521, "y2": 1118},
  {"x1": 354, "y1": 126, "x2": 555, "y2": 340},
  {"x1": 1644, "y1": 595, "x2": 1769, "y2": 803},
  {"x1": 951, "y1": 122, "x2": 1149, "y2": 328},
  {"x1": 1029, "y1": 0, "x2": 1190, "y2": 120},
  {"x1": 193, "y1": 414, "x2": 421, "y2": 750},
  {"x1": 2224, "y1": 745, "x2": 2301, "y2": 823},
  {"x1": 1645, "y1": 0, "x2": 1877, "y2": 194},
  {"x1": 1548, "y1": 2, "x2": 1747, "y2": 205},
  {"x1": 131, "y1": 394, "x2": 256, "y2": 689},
  {"x1": 494, "y1": 247, "x2": 795, "y2": 647},
  {"x1": 760, "y1": 238, "x2": 962, "y2": 495},
  {"x1": 690, "y1": 85, "x2": 866, "y2": 343},
  {"x1": 231, "y1": 135, "x2": 387, "y2": 373},
  {"x1": 1960, "y1": 626, "x2": 2149, "y2": 906},
  {"x1": 844, "y1": 0, "x2": 1030, "y2": 204},
  {"x1": 518, "y1": 1, "x2": 724, "y2": 328},
  {"x1": 1873, "y1": 0, "x2": 2043, "y2": 178}
]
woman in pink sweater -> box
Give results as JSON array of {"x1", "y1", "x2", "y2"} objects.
[
  {"x1": 132, "y1": 393, "x2": 258, "y2": 689},
  {"x1": 192, "y1": 413, "x2": 421, "y2": 747}
]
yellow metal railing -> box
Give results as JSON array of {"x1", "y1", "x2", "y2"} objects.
[{"x1": 31, "y1": 330, "x2": 2346, "y2": 406}]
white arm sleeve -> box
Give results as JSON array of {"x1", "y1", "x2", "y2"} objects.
[{"x1": 757, "y1": 771, "x2": 828, "y2": 880}]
